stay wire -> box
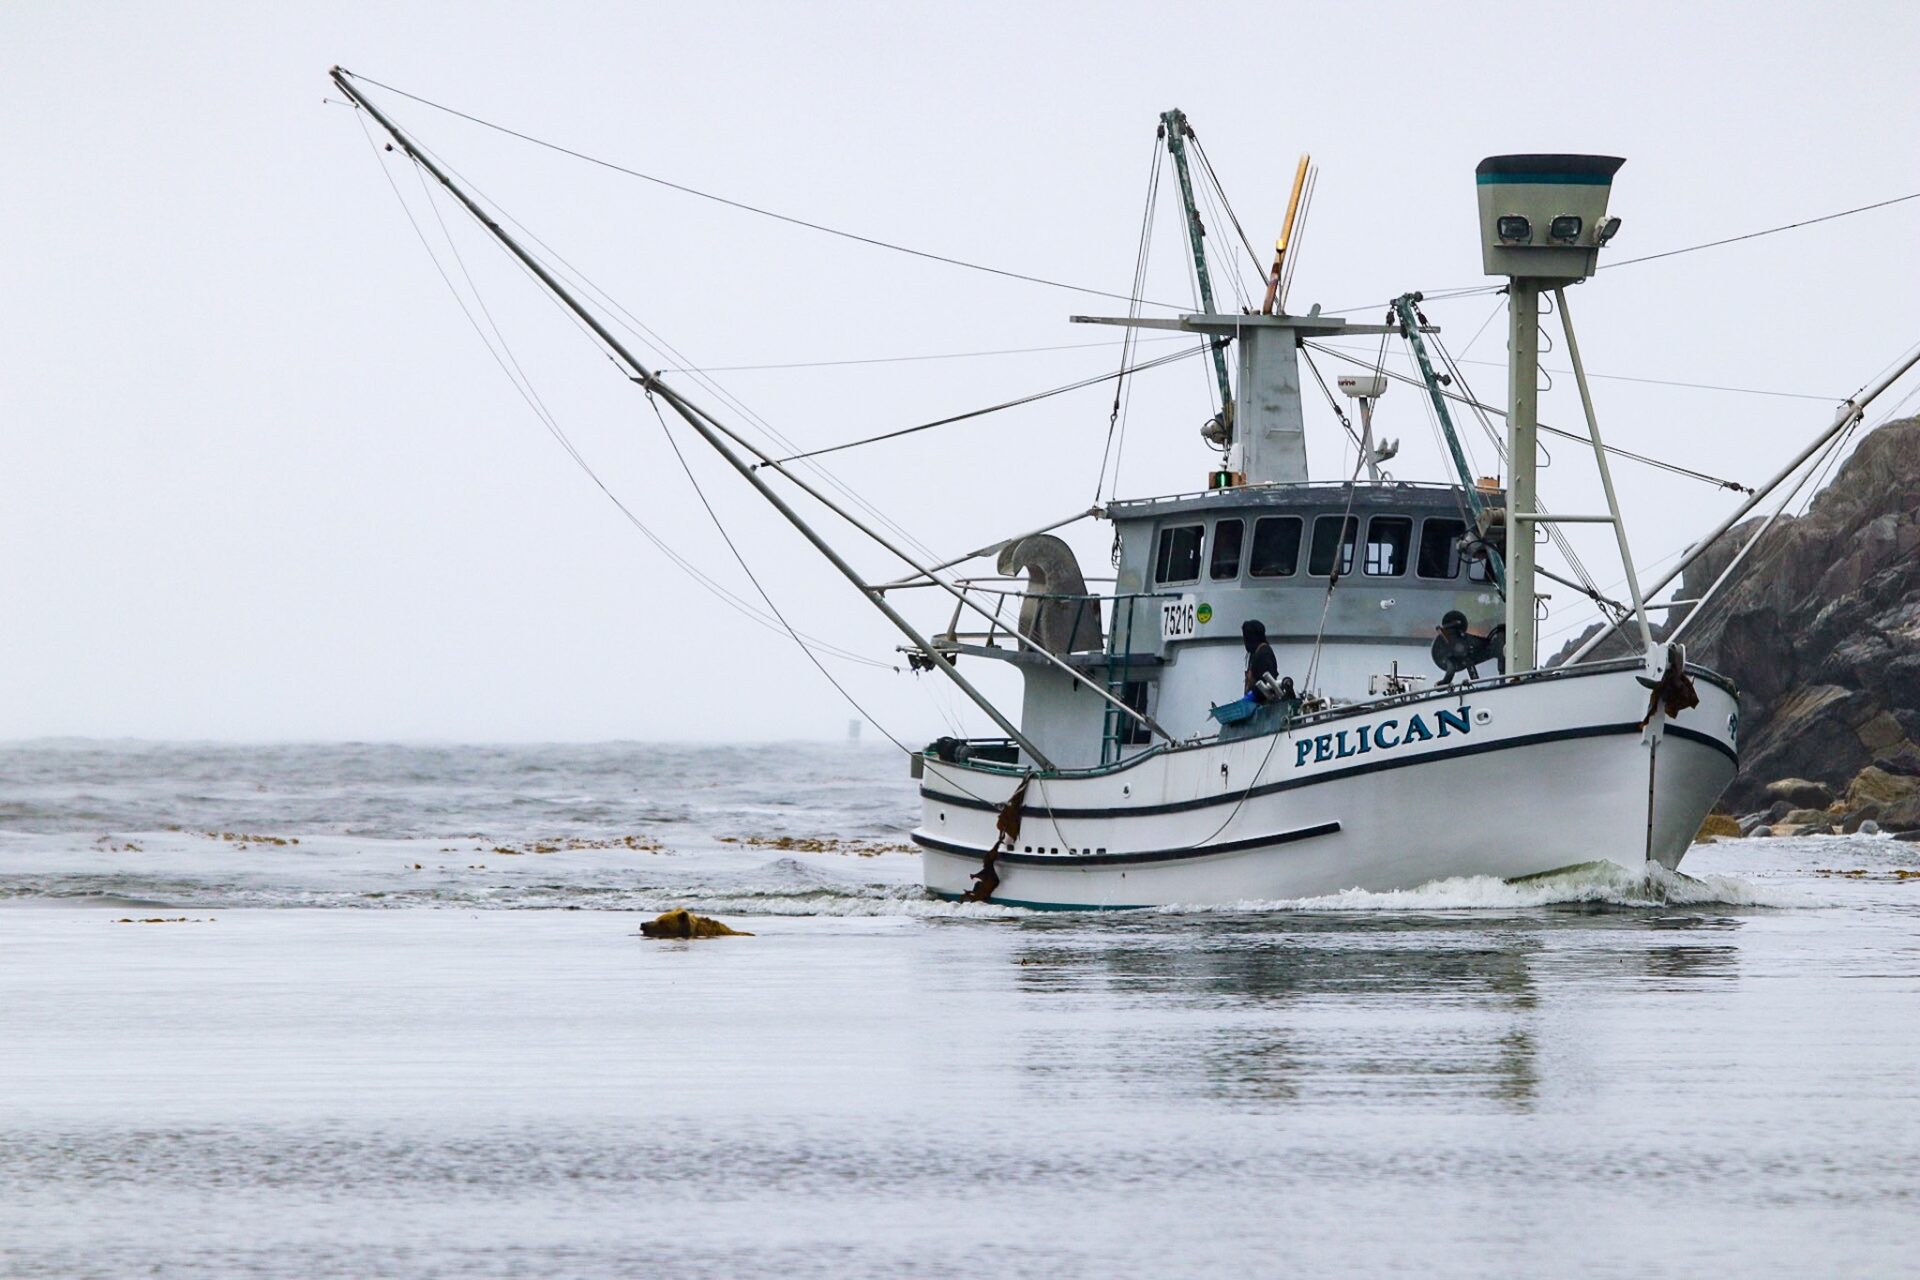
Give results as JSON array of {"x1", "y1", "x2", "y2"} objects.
[
  {"x1": 1444, "y1": 337, "x2": 1602, "y2": 605},
  {"x1": 657, "y1": 334, "x2": 1186, "y2": 375},
  {"x1": 393, "y1": 111, "x2": 1090, "y2": 698},
  {"x1": 1303, "y1": 342, "x2": 1748, "y2": 491},
  {"x1": 395, "y1": 118, "x2": 941, "y2": 563},
  {"x1": 1302, "y1": 454, "x2": 1371, "y2": 694},
  {"x1": 1098, "y1": 139, "x2": 1164, "y2": 503},
  {"x1": 764, "y1": 344, "x2": 1206, "y2": 466},
  {"x1": 1298, "y1": 349, "x2": 1366, "y2": 453},
  {"x1": 645, "y1": 391, "x2": 912, "y2": 753},
  {"x1": 406, "y1": 132, "x2": 950, "y2": 567},
  {"x1": 1323, "y1": 189, "x2": 1920, "y2": 317},
  {"x1": 398, "y1": 133, "x2": 1102, "y2": 700},
  {"x1": 1602, "y1": 191, "x2": 1920, "y2": 271},
  {"x1": 1189, "y1": 134, "x2": 1266, "y2": 276},
  {"x1": 355, "y1": 112, "x2": 891, "y2": 669},
  {"x1": 340, "y1": 70, "x2": 1188, "y2": 311}
]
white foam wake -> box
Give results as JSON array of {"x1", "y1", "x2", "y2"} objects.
[{"x1": 1161, "y1": 860, "x2": 1802, "y2": 914}]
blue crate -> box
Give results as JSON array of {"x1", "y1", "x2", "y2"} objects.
[{"x1": 1208, "y1": 698, "x2": 1258, "y2": 726}]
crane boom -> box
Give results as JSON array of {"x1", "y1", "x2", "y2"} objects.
[{"x1": 1159, "y1": 109, "x2": 1235, "y2": 424}]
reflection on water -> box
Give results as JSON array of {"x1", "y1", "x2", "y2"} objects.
[{"x1": 1007, "y1": 908, "x2": 1748, "y2": 1109}]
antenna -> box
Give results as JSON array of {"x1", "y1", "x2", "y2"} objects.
[{"x1": 1336, "y1": 372, "x2": 1395, "y2": 481}]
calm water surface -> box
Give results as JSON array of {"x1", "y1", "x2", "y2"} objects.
[{"x1": 2, "y1": 742, "x2": 1916, "y2": 1278}]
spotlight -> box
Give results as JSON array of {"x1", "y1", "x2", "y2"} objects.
[
  {"x1": 1596, "y1": 215, "x2": 1623, "y2": 245},
  {"x1": 1496, "y1": 215, "x2": 1531, "y2": 243},
  {"x1": 1548, "y1": 215, "x2": 1582, "y2": 243}
]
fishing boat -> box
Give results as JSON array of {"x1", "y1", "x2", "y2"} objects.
[{"x1": 333, "y1": 73, "x2": 1919, "y2": 909}]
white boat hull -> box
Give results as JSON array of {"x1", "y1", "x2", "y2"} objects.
[{"x1": 914, "y1": 663, "x2": 1738, "y2": 909}]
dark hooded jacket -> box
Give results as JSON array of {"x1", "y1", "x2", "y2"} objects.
[{"x1": 1242, "y1": 620, "x2": 1278, "y2": 697}]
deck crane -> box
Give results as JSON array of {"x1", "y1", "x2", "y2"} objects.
[{"x1": 1158, "y1": 109, "x2": 1236, "y2": 447}]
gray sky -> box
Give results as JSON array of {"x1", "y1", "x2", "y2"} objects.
[{"x1": 5, "y1": 0, "x2": 1917, "y2": 742}]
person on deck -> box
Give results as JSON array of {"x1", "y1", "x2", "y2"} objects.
[{"x1": 1242, "y1": 620, "x2": 1279, "y2": 701}]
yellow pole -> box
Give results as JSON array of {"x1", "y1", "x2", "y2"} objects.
[{"x1": 1261, "y1": 154, "x2": 1312, "y2": 314}]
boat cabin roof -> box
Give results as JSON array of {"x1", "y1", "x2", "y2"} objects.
[{"x1": 1108, "y1": 479, "x2": 1496, "y2": 524}]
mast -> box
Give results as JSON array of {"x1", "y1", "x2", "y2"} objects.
[
  {"x1": 1159, "y1": 109, "x2": 1235, "y2": 429},
  {"x1": 1475, "y1": 154, "x2": 1626, "y2": 674},
  {"x1": 330, "y1": 67, "x2": 1062, "y2": 767},
  {"x1": 1504, "y1": 278, "x2": 1541, "y2": 669}
]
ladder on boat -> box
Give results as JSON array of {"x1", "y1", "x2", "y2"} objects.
[{"x1": 1098, "y1": 596, "x2": 1141, "y2": 767}]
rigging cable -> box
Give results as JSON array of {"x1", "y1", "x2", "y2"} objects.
[
  {"x1": 1421, "y1": 326, "x2": 1607, "y2": 608},
  {"x1": 1602, "y1": 191, "x2": 1920, "y2": 271},
  {"x1": 656, "y1": 333, "x2": 1186, "y2": 375},
  {"x1": 1323, "y1": 189, "x2": 1920, "y2": 317},
  {"x1": 1098, "y1": 138, "x2": 1164, "y2": 503},
  {"x1": 384, "y1": 116, "x2": 1159, "y2": 739},
  {"x1": 763, "y1": 344, "x2": 1207, "y2": 466},
  {"x1": 1302, "y1": 341, "x2": 1750, "y2": 491},
  {"x1": 402, "y1": 132, "x2": 952, "y2": 568},
  {"x1": 383, "y1": 110, "x2": 1150, "y2": 736},
  {"x1": 339, "y1": 70, "x2": 1189, "y2": 311},
  {"x1": 1298, "y1": 349, "x2": 1367, "y2": 454},
  {"x1": 1301, "y1": 454, "x2": 1371, "y2": 696},
  {"x1": 1188, "y1": 134, "x2": 1267, "y2": 277},
  {"x1": 645, "y1": 391, "x2": 912, "y2": 752},
  {"x1": 1457, "y1": 294, "x2": 1507, "y2": 360},
  {"x1": 353, "y1": 108, "x2": 892, "y2": 670}
]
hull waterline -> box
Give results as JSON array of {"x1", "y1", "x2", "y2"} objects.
[{"x1": 914, "y1": 664, "x2": 1737, "y2": 909}]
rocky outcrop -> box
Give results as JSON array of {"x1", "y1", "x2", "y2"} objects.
[{"x1": 1553, "y1": 417, "x2": 1920, "y2": 824}]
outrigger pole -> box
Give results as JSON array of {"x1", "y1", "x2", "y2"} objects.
[
  {"x1": 333, "y1": 68, "x2": 1179, "y2": 763},
  {"x1": 1566, "y1": 339, "x2": 1920, "y2": 664}
]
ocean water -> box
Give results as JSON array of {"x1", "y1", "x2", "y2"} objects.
[{"x1": 3, "y1": 741, "x2": 1918, "y2": 1278}]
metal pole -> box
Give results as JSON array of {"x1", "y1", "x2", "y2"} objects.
[
  {"x1": 668, "y1": 391, "x2": 1176, "y2": 744},
  {"x1": 1505, "y1": 281, "x2": 1541, "y2": 672},
  {"x1": 1666, "y1": 423, "x2": 1852, "y2": 646},
  {"x1": 331, "y1": 67, "x2": 1059, "y2": 768},
  {"x1": 1566, "y1": 338, "x2": 1920, "y2": 663},
  {"x1": 1393, "y1": 293, "x2": 1505, "y2": 593},
  {"x1": 1553, "y1": 287, "x2": 1653, "y2": 655},
  {"x1": 1356, "y1": 397, "x2": 1380, "y2": 482},
  {"x1": 338, "y1": 68, "x2": 1171, "y2": 744},
  {"x1": 1160, "y1": 110, "x2": 1235, "y2": 421}
]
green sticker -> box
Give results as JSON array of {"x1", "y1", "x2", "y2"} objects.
[{"x1": 1196, "y1": 603, "x2": 1213, "y2": 624}]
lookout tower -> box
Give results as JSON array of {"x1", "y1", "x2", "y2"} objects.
[{"x1": 1476, "y1": 154, "x2": 1624, "y2": 671}]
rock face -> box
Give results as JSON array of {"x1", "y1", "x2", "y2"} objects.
[{"x1": 1553, "y1": 417, "x2": 1920, "y2": 815}]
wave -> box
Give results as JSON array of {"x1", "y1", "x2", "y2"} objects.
[{"x1": 1164, "y1": 859, "x2": 1806, "y2": 914}]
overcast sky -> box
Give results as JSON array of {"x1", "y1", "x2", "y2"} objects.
[{"x1": 4, "y1": 0, "x2": 1917, "y2": 743}]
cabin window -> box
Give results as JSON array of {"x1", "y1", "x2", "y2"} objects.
[
  {"x1": 1210, "y1": 519, "x2": 1244, "y2": 580},
  {"x1": 1307, "y1": 515, "x2": 1358, "y2": 577},
  {"x1": 1418, "y1": 517, "x2": 1493, "y2": 581},
  {"x1": 1153, "y1": 524, "x2": 1203, "y2": 584},
  {"x1": 1248, "y1": 516, "x2": 1302, "y2": 577},
  {"x1": 1118, "y1": 680, "x2": 1154, "y2": 746},
  {"x1": 1364, "y1": 516, "x2": 1412, "y2": 576}
]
